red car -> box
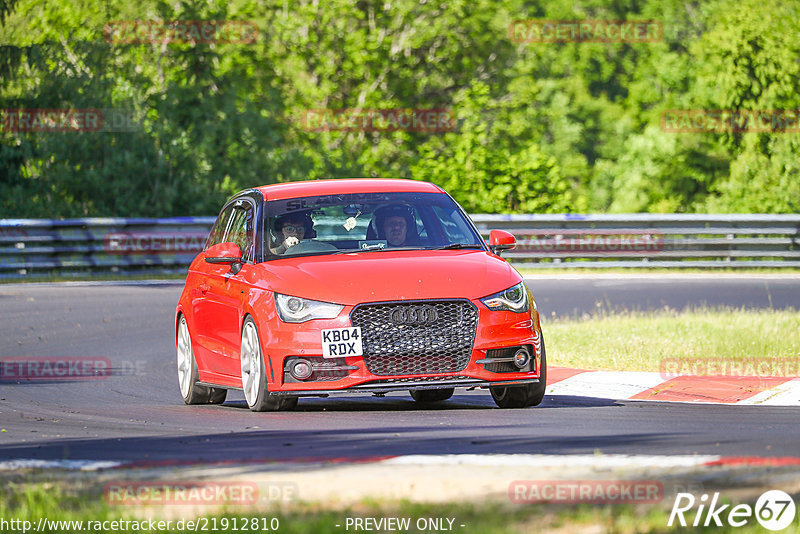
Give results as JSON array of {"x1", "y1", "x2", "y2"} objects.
[{"x1": 175, "y1": 179, "x2": 546, "y2": 410}]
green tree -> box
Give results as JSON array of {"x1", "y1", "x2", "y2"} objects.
[
  {"x1": 690, "y1": 0, "x2": 800, "y2": 213},
  {"x1": 411, "y1": 82, "x2": 572, "y2": 213}
]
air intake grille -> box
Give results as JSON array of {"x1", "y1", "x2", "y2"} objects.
[
  {"x1": 350, "y1": 300, "x2": 478, "y2": 376},
  {"x1": 484, "y1": 345, "x2": 535, "y2": 373}
]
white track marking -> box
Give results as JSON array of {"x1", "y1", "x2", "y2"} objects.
[
  {"x1": 546, "y1": 371, "x2": 664, "y2": 399},
  {"x1": 0, "y1": 459, "x2": 123, "y2": 470},
  {"x1": 381, "y1": 454, "x2": 721, "y2": 468}
]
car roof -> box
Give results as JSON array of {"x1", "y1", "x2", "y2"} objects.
[{"x1": 252, "y1": 178, "x2": 444, "y2": 201}]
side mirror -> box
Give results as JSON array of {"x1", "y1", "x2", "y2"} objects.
[
  {"x1": 488, "y1": 230, "x2": 516, "y2": 256},
  {"x1": 204, "y1": 242, "x2": 243, "y2": 274}
]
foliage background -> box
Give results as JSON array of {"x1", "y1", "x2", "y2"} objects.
[{"x1": 0, "y1": 0, "x2": 798, "y2": 217}]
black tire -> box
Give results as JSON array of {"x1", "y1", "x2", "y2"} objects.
[
  {"x1": 410, "y1": 388, "x2": 455, "y2": 403},
  {"x1": 490, "y1": 334, "x2": 547, "y2": 408},
  {"x1": 206, "y1": 388, "x2": 228, "y2": 404},
  {"x1": 240, "y1": 316, "x2": 298, "y2": 412},
  {"x1": 176, "y1": 315, "x2": 228, "y2": 405}
]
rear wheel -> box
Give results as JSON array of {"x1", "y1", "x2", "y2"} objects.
[
  {"x1": 176, "y1": 315, "x2": 227, "y2": 405},
  {"x1": 410, "y1": 388, "x2": 454, "y2": 403},
  {"x1": 490, "y1": 335, "x2": 547, "y2": 408},
  {"x1": 240, "y1": 317, "x2": 298, "y2": 412}
]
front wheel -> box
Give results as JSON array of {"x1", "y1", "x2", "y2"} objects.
[
  {"x1": 490, "y1": 335, "x2": 547, "y2": 408},
  {"x1": 240, "y1": 317, "x2": 298, "y2": 412},
  {"x1": 176, "y1": 315, "x2": 227, "y2": 405}
]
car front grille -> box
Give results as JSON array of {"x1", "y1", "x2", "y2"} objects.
[{"x1": 350, "y1": 299, "x2": 478, "y2": 376}]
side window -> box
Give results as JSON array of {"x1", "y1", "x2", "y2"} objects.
[
  {"x1": 432, "y1": 205, "x2": 472, "y2": 243},
  {"x1": 412, "y1": 207, "x2": 428, "y2": 240},
  {"x1": 205, "y1": 205, "x2": 235, "y2": 249},
  {"x1": 224, "y1": 204, "x2": 255, "y2": 262}
]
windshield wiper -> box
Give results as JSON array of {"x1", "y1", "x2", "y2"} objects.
[{"x1": 435, "y1": 243, "x2": 485, "y2": 250}]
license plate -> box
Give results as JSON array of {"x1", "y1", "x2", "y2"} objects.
[{"x1": 321, "y1": 327, "x2": 363, "y2": 358}]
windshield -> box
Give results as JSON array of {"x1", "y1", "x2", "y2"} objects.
[{"x1": 263, "y1": 191, "x2": 486, "y2": 259}]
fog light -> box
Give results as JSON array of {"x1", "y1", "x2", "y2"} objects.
[
  {"x1": 513, "y1": 348, "x2": 530, "y2": 369},
  {"x1": 290, "y1": 359, "x2": 313, "y2": 380}
]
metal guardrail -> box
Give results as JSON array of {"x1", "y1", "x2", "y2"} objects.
[
  {"x1": 0, "y1": 217, "x2": 215, "y2": 279},
  {"x1": 1, "y1": 214, "x2": 799, "y2": 278},
  {"x1": 470, "y1": 214, "x2": 800, "y2": 269}
]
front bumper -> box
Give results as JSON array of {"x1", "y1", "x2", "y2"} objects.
[
  {"x1": 262, "y1": 297, "x2": 543, "y2": 395},
  {"x1": 267, "y1": 378, "x2": 540, "y2": 397},
  {"x1": 202, "y1": 377, "x2": 541, "y2": 397}
]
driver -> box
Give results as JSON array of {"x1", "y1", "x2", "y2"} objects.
[
  {"x1": 270, "y1": 211, "x2": 316, "y2": 255},
  {"x1": 374, "y1": 205, "x2": 417, "y2": 247}
]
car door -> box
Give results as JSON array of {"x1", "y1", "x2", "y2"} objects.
[
  {"x1": 193, "y1": 199, "x2": 256, "y2": 380},
  {"x1": 190, "y1": 203, "x2": 234, "y2": 378}
]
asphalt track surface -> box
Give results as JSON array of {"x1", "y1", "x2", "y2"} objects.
[{"x1": 0, "y1": 275, "x2": 798, "y2": 464}]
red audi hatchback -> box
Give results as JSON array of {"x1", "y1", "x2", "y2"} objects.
[{"x1": 175, "y1": 179, "x2": 546, "y2": 410}]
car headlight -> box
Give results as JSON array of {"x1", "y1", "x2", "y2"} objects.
[
  {"x1": 480, "y1": 282, "x2": 529, "y2": 313},
  {"x1": 275, "y1": 294, "x2": 344, "y2": 323}
]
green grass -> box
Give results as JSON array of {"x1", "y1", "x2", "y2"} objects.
[
  {"x1": 2, "y1": 482, "x2": 799, "y2": 533},
  {"x1": 545, "y1": 307, "x2": 800, "y2": 372}
]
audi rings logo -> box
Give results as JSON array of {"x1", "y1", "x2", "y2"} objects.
[{"x1": 390, "y1": 305, "x2": 439, "y2": 325}]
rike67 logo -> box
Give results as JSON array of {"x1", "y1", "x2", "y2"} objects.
[{"x1": 669, "y1": 490, "x2": 796, "y2": 530}]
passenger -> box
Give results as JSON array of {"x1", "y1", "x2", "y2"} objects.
[{"x1": 270, "y1": 212, "x2": 316, "y2": 255}]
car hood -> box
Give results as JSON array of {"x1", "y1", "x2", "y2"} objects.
[{"x1": 257, "y1": 250, "x2": 521, "y2": 305}]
